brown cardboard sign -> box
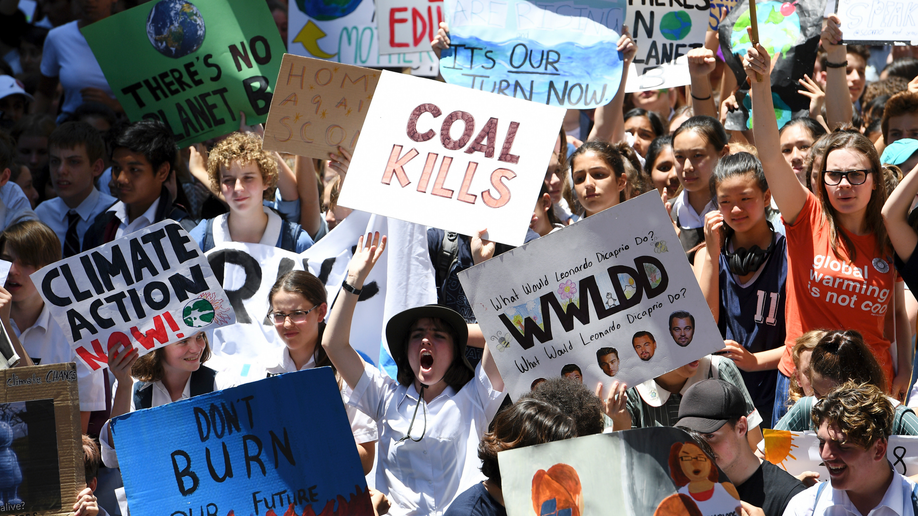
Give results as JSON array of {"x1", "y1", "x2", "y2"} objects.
[
  {"x1": 263, "y1": 54, "x2": 380, "y2": 159},
  {"x1": 0, "y1": 364, "x2": 82, "y2": 516}
]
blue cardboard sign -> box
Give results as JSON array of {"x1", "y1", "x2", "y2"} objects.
[
  {"x1": 440, "y1": 0, "x2": 625, "y2": 108},
  {"x1": 111, "y1": 367, "x2": 370, "y2": 516}
]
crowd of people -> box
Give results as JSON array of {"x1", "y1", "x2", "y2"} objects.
[{"x1": 1, "y1": 1, "x2": 918, "y2": 516}]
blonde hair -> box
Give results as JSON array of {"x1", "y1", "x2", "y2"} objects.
[
  {"x1": 788, "y1": 330, "x2": 826, "y2": 403},
  {"x1": 206, "y1": 132, "x2": 277, "y2": 200}
]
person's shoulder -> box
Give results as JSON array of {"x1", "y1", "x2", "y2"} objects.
[
  {"x1": 760, "y1": 460, "x2": 806, "y2": 496},
  {"x1": 443, "y1": 483, "x2": 505, "y2": 516},
  {"x1": 34, "y1": 197, "x2": 63, "y2": 217},
  {"x1": 782, "y1": 481, "x2": 823, "y2": 516}
]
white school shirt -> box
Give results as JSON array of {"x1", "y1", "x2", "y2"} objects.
[
  {"x1": 670, "y1": 189, "x2": 717, "y2": 229},
  {"x1": 35, "y1": 188, "x2": 116, "y2": 252},
  {"x1": 246, "y1": 346, "x2": 378, "y2": 445},
  {"x1": 0, "y1": 182, "x2": 37, "y2": 230},
  {"x1": 211, "y1": 206, "x2": 283, "y2": 246},
  {"x1": 783, "y1": 469, "x2": 916, "y2": 516},
  {"x1": 349, "y1": 361, "x2": 505, "y2": 516},
  {"x1": 10, "y1": 304, "x2": 105, "y2": 411},
  {"x1": 108, "y1": 197, "x2": 160, "y2": 239}
]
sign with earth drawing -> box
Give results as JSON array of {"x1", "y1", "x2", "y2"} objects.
[
  {"x1": 82, "y1": 0, "x2": 286, "y2": 147},
  {"x1": 30, "y1": 221, "x2": 235, "y2": 372},
  {"x1": 624, "y1": 0, "x2": 708, "y2": 92},
  {"x1": 288, "y1": 0, "x2": 439, "y2": 76},
  {"x1": 439, "y1": 0, "x2": 626, "y2": 108}
]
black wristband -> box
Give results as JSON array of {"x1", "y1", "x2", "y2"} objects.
[
  {"x1": 691, "y1": 92, "x2": 712, "y2": 101},
  {"x1": 341, "y1": 279, "x2": 362, "y2": 296},
  {"x1": 825, "y1": 60, "x2": 848, "y2": 69}
]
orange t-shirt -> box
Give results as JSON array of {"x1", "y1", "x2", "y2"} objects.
[{"x1": 779, "y1": 193, "x2": 896, "y2": 387}]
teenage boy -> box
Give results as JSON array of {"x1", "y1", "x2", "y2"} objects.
[
  {"x1": 0, "y1": 132, "x2": 36, "y2": 230},
  {"x1": 882, "y1": 91, "x2": 918, "y2": 145},
  {"x1": 676, "y1": 380, "x2": 805, "y2": 516},
  {"x1": 36, "y1": 121, "x2": 115, "y2": 256},
  {"x1": 83, "y1": 119, "x2": 195, "y2": 249},
  {"x1": 784, "y1": 382, "x2": 917, "y2": 516}
]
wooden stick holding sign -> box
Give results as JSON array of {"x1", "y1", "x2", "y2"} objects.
[{"x1": 749, "y1": 0, "x2": 763, "y2": 82}]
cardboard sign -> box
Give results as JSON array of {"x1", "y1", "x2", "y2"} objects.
[
  {"x1": 206, "y1": 212, "x2": 436, "y2": 379},
  {"x1": 501, "y1": 427, "x2": 741, "y2": 516},
  {"x1": 710, "y1": 0, "x2": 739, "y2": 30},
  {"x1": 112, "y1": 367, "x2": 371, "y2": 516},
  {"x1": 458, "y1": 192, "x2": 724, "y2": 399},
  {"x1": 31, "y1": 221, "x2": 235, "y2": 371},
  {"x1": 834, "y1": 0, "x2": 918, "y2": 45},
  {"x1": 624, "y1": 1, "x2": 708, "y2": 92},
  {"x1": 377, "y1": 0, "x2": 445, "y2": 55},
  {"x1": 0, "y1": 364, "x2": 83, "y2": 516},
  {"x1": 439, "y1": 0, "x2": 626, "y2": 108},
  {"x1": 82, "y1": 0, "x2": 286, "y2": 147},
  {"x1": 288, "y1": 0, "x2": 439, "y2": 76},
  {"x1": 338, "y1": 71, "x2": 564, "y2": 246},
  {"x1": 765, "y1": 429, "x2": 918, "y2": 478},
  {"x1": 262, "y1": 54, "x2": 380, "y2": 159}
]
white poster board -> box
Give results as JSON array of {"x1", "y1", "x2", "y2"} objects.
[
  {"x1": 625, "y1": 0, "x2": 707, "y2": 92},
  {"x1": 458, "y1": 192, "x2": 724, "y2": 399},
  {"x1": 765, "y1": 429, "x2": 918, "y2": 478},
  {"x1": 834, "y1": 0, "x2": 918, "y2": 45},
  {"x1": 377, "y1": 0, "x2": 444, "y2": 55},
  {"x1": 31, "y1": 221, "x2": 235, "y2": 371},
  {"x1": 338, "y1": 70, "x2": 564, "y2": 246}
]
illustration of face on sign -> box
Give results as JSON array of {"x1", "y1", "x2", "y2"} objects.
[{"x1": 717, "y1": 0, "x2": 823, "y2": 131}]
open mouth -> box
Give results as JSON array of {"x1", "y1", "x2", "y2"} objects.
[{"x1": 420, "y1": 350, "x2": 433, "y2": 369}]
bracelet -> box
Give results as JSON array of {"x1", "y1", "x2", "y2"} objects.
[
  {"x1": 825, "y1": 60, "x2": 848, "y2": 69},
  {"x1": 341, "y1": 279, "x2": 362, "y2": 296},
  {"x1": 691, "y1": 92, "x2": 712, "y2": 101}
]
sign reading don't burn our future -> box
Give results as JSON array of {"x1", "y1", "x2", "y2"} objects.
[{"x1": 31, "y1": 221, "x2": 235, "y2": 371}]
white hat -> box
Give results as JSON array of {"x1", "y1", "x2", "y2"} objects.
[{"x1": 0, "y1": 76, "x2": 33, "y2": 102}]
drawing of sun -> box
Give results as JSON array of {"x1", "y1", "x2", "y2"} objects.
[{"x1": 763, "y1": 429, "x2": 799, "y2": 471}]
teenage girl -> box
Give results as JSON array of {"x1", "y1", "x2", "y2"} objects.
[
  {"x1": 745, "y1": 40, "x2": 911, "y2": 403},
  {"x1": 644, "y1": 135, "x2": 679, "y2": 199},
  {"x1": 693, "y1": 152, "x2": 787, "y2": 426},
  {"x1": 623, "y1": 108, "x2": 665, "y2": 158},
  {"x1": 778, "y1": 118, "x2": 827, "y2": 186},
  {"x1": 569, "y1": 141, "x2": 627, "y2": 218}
]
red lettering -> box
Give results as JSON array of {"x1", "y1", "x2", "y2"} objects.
[
  {"x1": 131, "y1": 315, "x2": 170, "y2": 350},
  {"x1": 381, "y1": 145, "x2": 418, "y2": 187},
  {"x1": 407, "y1": 103, "x2": 440, "y2": 142},
  {"x1": 465, "y1": 117, "x2": 498, "y2": 158},
  {"x1": 482, "y1": 168, "x2": 516, "y2": 208},
  {"x1": 457, "y1": 162, "x2": 478, "y2": 204},
  {"x1": 432, "y1": 156, "x2": 455, "y2": 198},
  {"x1": 412, "y1": 8, "x2": 428, "y2": 47},
  {"x1": 389, "y1": 8, "x2": 409, "y2": 48},
  {"x1": 498, "y1": 121, "x2": 521, "y2": 164},
  {"x1": 440, "y1": 111, "x2": 474, "y2": 150},
  {"x1": 76, "y1": 332, "x2": 132, "y2": 371},
  {"x1": 417, "y1": 152, "x2": 438, "y2": 193}
]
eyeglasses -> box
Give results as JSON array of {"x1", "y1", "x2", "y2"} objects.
[
  {"x1": 268, "y1": 305, "x2": 319, "y2": 325},
  {"x1": 679, "y1": 454, "x2": 709, "y2": 462},
  {"x1": 824, "y1": 170, "x2": 869, "y2": 185}
]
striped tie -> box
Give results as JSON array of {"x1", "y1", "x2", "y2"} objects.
[{"x1": 64, "y1": 210, "x2": 80, "y2": 257}]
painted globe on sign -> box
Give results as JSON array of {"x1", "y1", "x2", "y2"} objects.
[
  {"x1": 660, "y1": 11, "x2": 692, "y2": 41},
  {"x1": 146, "y1": 0, "x2": 206, "y2": 59},
  {"x1": 183, "y1": 298, "x2": 216, "y2": 328},
  {"x1": 297, "y1": 0, "x2": 362, "y2": 21}
]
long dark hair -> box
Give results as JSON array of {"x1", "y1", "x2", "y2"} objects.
[
  {"x1": 268, "y1": 270, "x2": 333, "y2": 371},
  {"x1": 810, "y1": 330, "x2": 886, "y2": 391}
]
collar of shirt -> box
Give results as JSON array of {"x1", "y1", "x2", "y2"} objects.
[
  {"x1": 671, "y1": 190, "x2": 716, "y2": 229},
  {"x1": 9, "y1": 301, "x2": 52, "y2": 339},
  {"x1": 150, "y1": 376, "x2": 192, "y2": 407},
  {"x1": 635, "y1": 356, "x2": 712, "y2": 407},
  {"x1": 213, "y1": 206, "x2": 283, "y2": 246},
  {"x1": 275, "y1": 346, "x2": 316, "y2": 374},
  {"x1": 396, "y1": 381, "x2": 458, "y2": 410},
  {"x1": 824, "y1": 469, "x2": 910, "y2": 516},
  {"x1": 110, "y1": 197, "x2": 161, "y2": 237},
  {"x1": 72, "y1": 187, "x2": 104, "y2": 221}
]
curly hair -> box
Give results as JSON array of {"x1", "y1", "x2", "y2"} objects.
[
  {"x1": 521, "y1": 377, "x2": 604, "y2": 436},
  {"x1": 882, "y1": 91, "x2": 918, "y2": 143},
  {"x1": 132, "y1": 333, "x2": 211, "y2": 383},
  {"x1": 862, "y1": 77, "x2": 908, "y2": 114},
  {"x1": 788, "y1": 330, "x2": 826, "y2": 404},
  {"x1": 810, "y1": 330, "x2": 887, "y2": 391},
  {"x1": 206, "y1": 132, "x2": 278, "y2": 199},
  {"x1": 478, "y1": 398, "x2": 576, "y2": 486},
  {"x1": 811, "y1": 381, "x2": 893, "y2": 449}
]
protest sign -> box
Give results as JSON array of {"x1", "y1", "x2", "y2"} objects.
[
  {"x1": 377, "y1": 0, "x2": 445, "y2": 55},
  {"x1": 262, "y1": 54, "x2": 380, "y2": 159},
  {"x1": 206, "y1": 212, "x2": 436, "y2": 379},
  {"x1": 501, "y1": 427, "x2": 741, "y2": 516},
  {"x1": 0, "y1": 364, "x2": 82, "y2": 516},
  {"x1": 112, "y1": 367, "x2": 371, "y2": 516},
  {"x1": 82, "y1": 0, "x2": 286, "y2": 147},
  {"x1": 710, "y1": 0, "x2": 739, "y2": 30},
  {"x1": 834, "y1": 0, "x2": 918, "y2": 45},
  {"x1": 719, "y1": 0, "x2": 823, "y2": 130},
  {"x1": 624, "y1": 0, "x2": 708, "y2": 92},
  {"x1": 338, "y1": 70, "x2": 564, "y2": 246},
  {"x1": 765, "y1": 429, "x2": 918, "y2": 478},
  {"x1": 288, "y1": 0, "x2": 439, "y2": 76},
  {"x1": 458, "y1": 192, "x2": 724, "y2": 399},
  {"x1": 31, "y1": 221, "x2": 235, "y2": 371},
  {"x1": 439, "y1": 0, "x2": 625, "y2": 108}
]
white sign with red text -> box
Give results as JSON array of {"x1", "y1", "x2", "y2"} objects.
[{"x1": 377, "y1": 0, "x2": 445, "y2": 55}]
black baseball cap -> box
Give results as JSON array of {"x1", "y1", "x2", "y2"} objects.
[
  {"x1": 385, "y1": 304, "x2": 474, "y2": 378},
  {"x1": 676, "y1": 379, "x2": 747, "y2": 433}
]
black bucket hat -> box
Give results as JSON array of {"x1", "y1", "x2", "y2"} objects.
[{"x1": 386, "y1": 304, "x2": 475, "y2": 379}]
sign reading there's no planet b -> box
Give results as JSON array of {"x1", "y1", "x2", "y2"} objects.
[
  {"x1": 30, "y1": 221, "x2": 235, "y2": 371},
  {"x1": 112, "y1": 368, "x2": 372, "y2": 516},
  {"x1": 625, "y1": 0, "x2": 708, "y2": 92},
  {"x1": 459, "y1": 192, "x2": 724, "y2": 399},
  {"x1": 338, "y1": 70, "x2": 565, "y2": 246},
  {"x1": 439, "y1": 0, "x2": 626, "y2": 108}
]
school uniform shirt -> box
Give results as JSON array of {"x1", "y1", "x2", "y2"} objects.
[
  {"x1": 246, "y1": 347, "x2": 377, "y2": 445},
  {"x1": 109, "y1": 197, "x2": 160, "y2": 239},
  {"x1": 775, "y1": 396, "x2": 918, "y2": 435},
  {"x1": 10, "y1": 304, "x2": 106, "y2": 412},
  {"x1": 784, "y1": 469, "x2": 917, "y2": 516},
  {"x1": 349, "y1": 361, "x2": 506, "y2": 516},
  {"x1": 39, "y1": 20, "x2": 114, "y2": 118},
  {"x1": 0, "y1": 182, "x2": 36, "y2": 230},
  {"x1": 35, "y1": 188, "x2": 116, "y2": 252},
  {"x1": 189, "y1": 206, "x2": 314, "y2": 253}
]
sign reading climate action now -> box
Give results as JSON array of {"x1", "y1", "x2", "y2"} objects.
[
  {"x1": 30, "y1": 221, "x2": 235, "y2": 371},
  {"x1": 82, "y1": 0, "x2": 285, "y2": 147}
]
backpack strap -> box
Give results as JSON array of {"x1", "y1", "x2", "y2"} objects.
[
  {"x1": 132, "y1": 382, "x2": 153, "y2": 410},
  {"x1": 190, "y1": 366, "x2": 218, "y2": 397},
  {"x1": 279, "y1": 221, "x2": 301, "y2": 252},
  {"x1": 203, "y1": 217, "x2": 216, "y2": 252},
  {"x1": 436, "y1": 232, "x2": 460, "y2": 288},
  {"x1": 812, "y1": 481, "x2": 829, "y2": 513}
]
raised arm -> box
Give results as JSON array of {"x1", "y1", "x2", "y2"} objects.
[
  {"x1": 881, "y1": 160, "x2": 918, "y2": 261},
  {"x1": 693, "y1": 210, "x2": 724, "y2": 322},
  {"x1": 821, "y1": 15, "x2": 854, "y2": 130},
  {"x1": 589, "y1": 26, "x2": 636, "y2": 144},
  {"x1": 322, "y1": 233, "x2": 387, "y2": 389},
  {"x1": 106, "y1": 342, "x2": 139, "y2": 448},
  {"x1": 294, "y1": 155, "x2": 323, "y2": 238},
  {"x1": 744, "y1": 38, "x2": 809, "y2": 224},
  {"x1": 686, "y1": 47, "x2": 718, "y2": 119}
]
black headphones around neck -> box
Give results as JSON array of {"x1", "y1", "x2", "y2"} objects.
[{"x1": 722, "y1": 223, "x2": 776, "y2": 276}]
